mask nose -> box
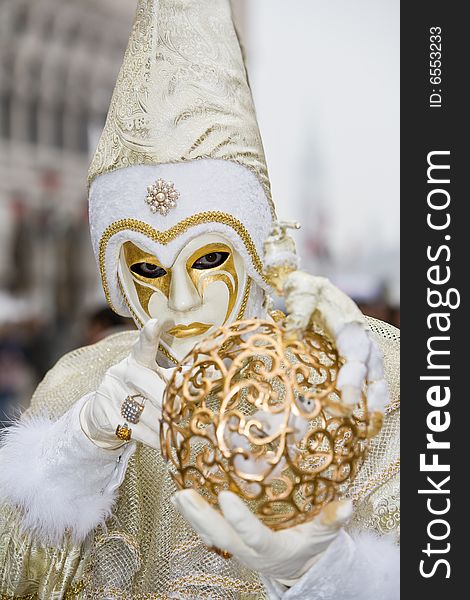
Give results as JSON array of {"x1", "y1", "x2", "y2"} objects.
[{"x1": 168, "y1": 263, "x2": 201, "y2": 312}]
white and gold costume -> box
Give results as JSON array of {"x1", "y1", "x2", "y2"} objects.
[{"x1": 0, "y1": 1, "x2": 399, "y2": 598}]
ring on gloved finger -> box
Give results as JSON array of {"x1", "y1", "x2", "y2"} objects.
[
  {"x1": 115, "y1": 423, "x2": 132, "y2": 442},
  {"x1": 121, "y1": 394, "x2": 146, "y2": 424}
]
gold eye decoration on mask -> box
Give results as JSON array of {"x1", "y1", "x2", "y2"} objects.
[
  {"x1": 192, "y1": 251, "x2": 230, "y2": 270},
  {"x1": 122, "y1": 241, "x2": 240, "y2": 324},
  {"x1": 123, "y1": 241, "x2": 171, "y2": 312},
  {"x1": 186, "y1": 243, "x2": 239, "y2": 323}
]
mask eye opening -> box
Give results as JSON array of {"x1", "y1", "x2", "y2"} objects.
[
  {"x1": 130, "y1": 262, "x2": 168, "y2": 279},
  {"x1": 191, "y1": 251, "x2": 230, "y2": 271}
]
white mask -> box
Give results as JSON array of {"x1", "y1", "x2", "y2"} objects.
[{"x1": 118, "y1": 233, "x2": 248, "y2": 363}]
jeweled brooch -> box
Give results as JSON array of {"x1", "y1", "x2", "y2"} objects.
[{"x1": 145, "y1": 179, "x2": 179, "y2": 215}]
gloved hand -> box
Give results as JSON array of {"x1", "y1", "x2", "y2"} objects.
[
  {"x1": 283, "y1": 271, "x2": 389, "y2": 412},
  {"x1": 172, "y1": 489, "x2": 352, "y2": 586},
  {"x1": 80, "y1": 319, "x2": 170, "y2": 450}
]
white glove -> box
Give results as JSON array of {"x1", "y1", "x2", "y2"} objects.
[
  {"x1": 80, "y1": 319, "x2": 170, "y2": 450},
  {"x1": 172, "y1": 489, "x2": 352, "y2": 586},
  {"x1": 283, "y1": 271, "x2": 389, "y2": 411}
]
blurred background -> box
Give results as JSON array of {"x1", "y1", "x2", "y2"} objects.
[{"x1": 0, "y1": 0, "x2": 399, "y2": 421}]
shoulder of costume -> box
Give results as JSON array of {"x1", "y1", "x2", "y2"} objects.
[
  {"x1": 344, "y1": 316, "x2": 400, "y2": 537},
  {"x1": 365, "y1": 316, "x2": 400, "y2": 344},
  {"x1": 26, "y1": 330, "x2": 138, "y2": 420},
  {"x1": 365, "y1": 316, "x2": 400, "y2": 408}
]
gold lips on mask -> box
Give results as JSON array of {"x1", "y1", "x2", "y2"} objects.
[
  {"x1": 167, "y1": 323, "x2": 213, "y2": 338},
  {"x1": 122, "y1": 241, "x2": 239, "y2": 332}
]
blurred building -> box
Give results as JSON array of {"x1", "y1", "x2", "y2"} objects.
[
  {"x1": 0, "y1": 0, "x2": 137, "y2": 316},
  {"x1": 243, "y1": 0, "x2": 400, "y2": 321},
  {"x1": 0, "y1": 0, "x2": 135, "y2": 414},
  {"x1": 0, "y1": 0, "x2": 135, "y2": 319}
]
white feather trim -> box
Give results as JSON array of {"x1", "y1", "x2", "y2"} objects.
[
  {"x1": 0, "y1": 396, "x2": 131, "y2": 545},
  {"x1": 89, "y1": 160, "x2": 273, "y2": 316}
]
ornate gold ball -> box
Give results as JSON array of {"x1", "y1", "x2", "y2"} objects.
[{"x1": 160, "y1": 317, "x2": 381, "y2": 530}]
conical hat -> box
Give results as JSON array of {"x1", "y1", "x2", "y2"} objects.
[{"x1": 88, "y1": 0, "x2": 274, "y2": 216}]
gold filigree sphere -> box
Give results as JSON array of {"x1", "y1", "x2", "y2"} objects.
[
  {"x1": 145, "y1": 179, "x2": 180, "y2": 215},
  {"x1": 161, "y1": 318, "x2": 382, "y2": 530}
]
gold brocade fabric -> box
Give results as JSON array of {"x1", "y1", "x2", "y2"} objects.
[
  {"x1": 0, "y1": 318, "x2": 399, "y2": 599},
  {"x1": 346, "y1": 318, "x2": 400, "y2": 539},
  {"x1": 88, "y1": 0, "x2": 275, "y2": 217}
]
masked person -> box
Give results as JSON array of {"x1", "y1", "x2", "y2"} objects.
[{"x1": 0, "y1": 1, "x2": 399, "y2": 598}]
